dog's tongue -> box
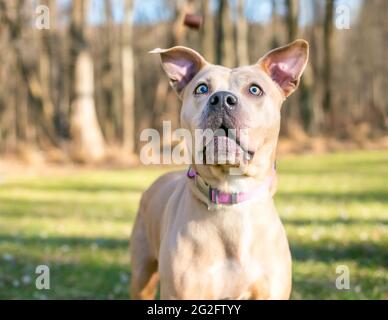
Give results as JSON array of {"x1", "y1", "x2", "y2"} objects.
[
  {"x1": 205, "y1": 136, "x2": 243, "y2": 164},
  {"x1": 214, "y1": 136, "x2": 238, "y2": 154}
]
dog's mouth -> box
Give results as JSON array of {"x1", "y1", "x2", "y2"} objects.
[{"x1": 202, "y1": 124, "x2": 255, "y2": 165}]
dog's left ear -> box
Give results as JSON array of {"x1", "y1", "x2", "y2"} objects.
[
  {"x1": 258, "y1": 39, "x2": 309, "y2": 98},
  {"x1": 150, "y1": 46, "x2": 208, "y2": 98}
]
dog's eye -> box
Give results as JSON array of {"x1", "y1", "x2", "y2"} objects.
[
  {"x1": 248, "y1": 84, "x2": 263, "y2": 96},
  {"x1": 194, "y1": 84, "x2": 209, "y2": 95}
]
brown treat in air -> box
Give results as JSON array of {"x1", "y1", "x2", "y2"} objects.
[{"x1": 183, "y1": 14, "x2": 203, "y2": 30}]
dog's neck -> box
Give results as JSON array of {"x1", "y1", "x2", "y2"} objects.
[
  {"x1": 188, "y1": 161, "x2": 276, "y2": 208},
  {"x1": 187, "y1": 135, "x2": 279, "y2": 207},
  {"x1": 196, "y1": 165, "x2": 274, "y2": 192},
  {"x1": 192, "y1": 143, "x2": 277, "y2": 191}
]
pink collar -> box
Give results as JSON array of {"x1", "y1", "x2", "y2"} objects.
[{"x1": 187, "y1": 165, "x2": 276, "y2": 205}]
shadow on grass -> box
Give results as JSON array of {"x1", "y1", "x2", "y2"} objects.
[
  {"x1": 0, "y1": 197, "x2": 138, "y2": 220},
  {"x1": 279, "y1": 157, "x2": 388, "y2": 175},
  {"x1": 280, "y1": 168, "x2": 388, "y2": 176},
  {"x1": 1, "y1": 183, "x2": 146, "y2": 193},
  {"x1": 0, "y1": 256, "x2": 131, "y2": 299},
  {"x1": 1, "y1": 233, "x2": 386, "y2": 299},
  {"x1": 0, "y1": 234, "x2": 129, "y2": 250},
  {"x1": 283, "y1": 217, "x2": 388, "y2": 226},
  {"x1": 290, "y1": 242, "x2": 388, "y2": 268},
  {"x1": 0, "y1": 234, "x2": 134, "y2": 299},
  {"x1": 2, "y1": 233, "x2": 386, "y2": 268},
  {"x1": 277, "y1": 190, "x2": 388, "y2": 203}
]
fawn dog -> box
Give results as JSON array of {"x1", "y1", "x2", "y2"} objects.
[{"x1": 130, "y1": 40, "x2": 309, "y2": 299}]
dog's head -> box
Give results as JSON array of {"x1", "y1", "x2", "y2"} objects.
[{"x1": 152, "y1": 40, "x2": 308, "y2": 178}]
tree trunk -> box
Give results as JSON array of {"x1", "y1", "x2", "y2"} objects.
[
  {"x1": 216, "y1": 0, "x2": 235, "y2": 67},
  {"x1": 69, "y1": 0, "x2": 106, "y2": 162},
  {"x1": 0, "y1": 0, "x2": 57, "y2": 147},
  {"x1": 236, "y1": 0, "x2": 249, "y2": 66},
  {"x1": 121, "y1": 0, "x2": 135, "y2": 154},
  {"x1": 323, "y1": 0, "x2": 334, "y2": 132},
  {"x1": 271, "y1": 0, "x2": 280, "y2": 48},
  {"x1": 38, "y1": 0, "x2": 54, "y2": 134},
  {"x1": 282, "y1": 0, "x2": 300, "y2": 136},
  {"x1": 201, "y1": 0, "x2": 215, "y2": 63},
  {"x1": 99, "y1": 0, "x2": 116, "y2": 143},
  {"x1": 286, "y1": 0, "x2": 298, "y2": 41},
  {"x1": 150, "y1": 0, "x2": 189, "y2": 146},
  {"x1": 47, "y1": 0, "x2": 68, "y2": 140}
]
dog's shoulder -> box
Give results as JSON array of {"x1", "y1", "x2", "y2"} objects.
[
  {"x1": 139, "y1": 170, "x2": 186, "y2": 211},
  {"x1": 147, "y1": 170, "x2": 185, "y2": 192}
]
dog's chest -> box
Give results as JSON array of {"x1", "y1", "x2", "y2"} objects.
[{"x1": 169, "y1": 205, "x2": 271, "y2": 299}]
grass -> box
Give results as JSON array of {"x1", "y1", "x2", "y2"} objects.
[{"x1": 0, "y1": 150, "x2": 387, "y2": 299}]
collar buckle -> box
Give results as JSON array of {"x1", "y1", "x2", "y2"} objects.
[
  {"x1": 231, "y1": 192, "x2": 238, "y2": 204},
  {"x1": 210, "y1": 188, "x2": 218, "y2": 204}
]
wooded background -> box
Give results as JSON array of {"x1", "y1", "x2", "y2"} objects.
[{"x1": 0, "y1": 0, "x2": 387, "y2": 163}]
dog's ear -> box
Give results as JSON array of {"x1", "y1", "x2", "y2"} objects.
[
  {"x1": 150, "y1": 46, "x2": 208, "y2": 97},
  {"x1": 258, "y1": 39, "x2": 309, "y2": 98}
]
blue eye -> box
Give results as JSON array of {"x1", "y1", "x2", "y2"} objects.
[
  {"x1": 194, "y1": 84, "x2": 209, "y2": 95},
  {"x1": 249, "y1": 84, "x2": 263, "y2": 96}
]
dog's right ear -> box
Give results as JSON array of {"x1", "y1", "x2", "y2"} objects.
[{"x1": 150, "y1": 46, "x2": 208, "y2": 98}]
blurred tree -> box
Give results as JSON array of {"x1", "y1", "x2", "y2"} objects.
[
  {"x1": 38, "y1": 0, "x2": 55, "y2": 138},
  {"x1": 236, "y1": 0, "x2": 249, "y2": 65},
  {"x1": 0, "y1": 0, "x2": 57, "y2": 148},
  {"x1": 47, "y1": 0, "x2": 69, "y2": 140},
  {"x1": 299, "y1": 1, "x2": 318, "y2": 133},
  {"x1": 0, "y1": 0, "x2": 386, "y2": 159},
  {"x1": 97, "y1": 0, "x2": 117, "y2": 144},
  {"x1": 69, "y1": 0, "x2": 106, "y2": 161},
  {"x1": 216, "y1": 0, "x2": 235, "y2": 67},
  {"x1": 172, "y1": 0, "x2": 192, "y2": 45},
  {"x1": 122, "y1": 0, "x2": 136, "y2": 154},
  {"x1": 201, "y1": 0, "x2": 215, "y2": 62},
  {"x1": 282, "y1": 0, "x2": 300, "y2": 135},
  {"x1": 285, "y1": 0, "x2": 298, "y2": 41},
  {"x1": 342, "y1": 0, "x2": 388, "y2": 133},
  {"x1": 358, "y1": 0, "x2": 387, "y2": 130},
  {"x1": 270, "y1": 0, "x2": 280, "y2": 48},
  {"x1": 323, "y1": 0, "x2": 334, "y2": 132},
  {"x1": 151, "y1": 0, "x2": 192, "y2": 144}
]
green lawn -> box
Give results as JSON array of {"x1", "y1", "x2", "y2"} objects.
[{"x1": 0, "y1": 150, "x2": 387, "y2": 299}]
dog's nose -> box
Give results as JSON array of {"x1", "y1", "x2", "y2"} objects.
[{"x1": 209, "y1": 91, "x2": 238, "y2": 110}]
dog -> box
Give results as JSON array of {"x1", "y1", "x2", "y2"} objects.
[{"x1": 130, "y1": 40, "x2": 309, "y2": 299}]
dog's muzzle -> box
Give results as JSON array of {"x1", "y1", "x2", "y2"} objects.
[
  {"x1": 200, "y1": 91, "x2": 254, "y2": 164},
  {"x1": 201, "y1": 90, "x2": 241, "y2": 133}
]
